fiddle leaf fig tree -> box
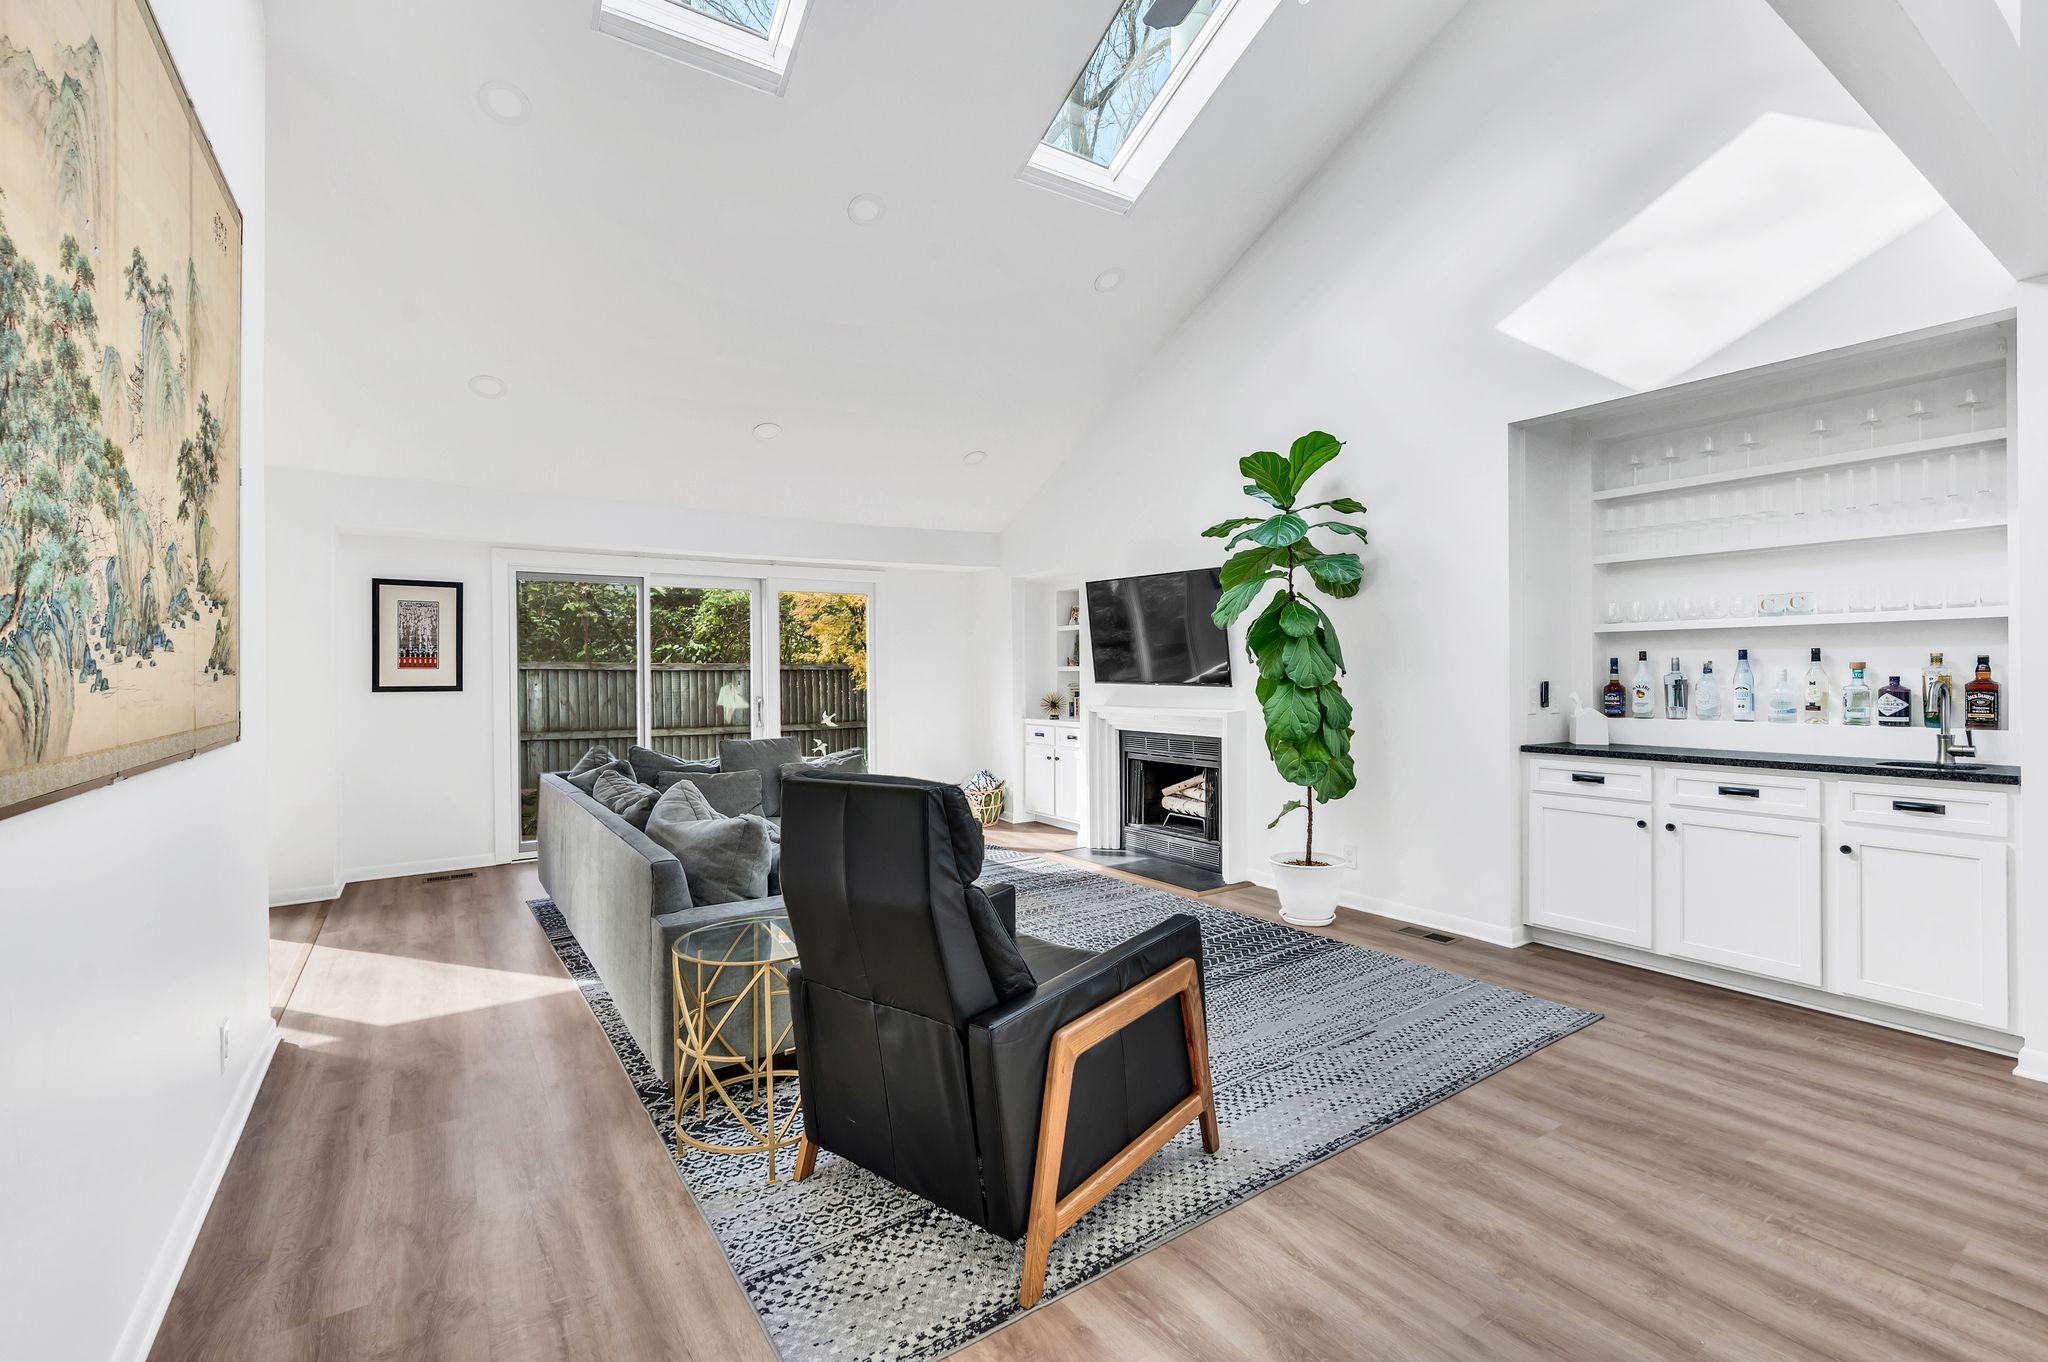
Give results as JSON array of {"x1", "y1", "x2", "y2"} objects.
[{"x1": 1203, "y1": 431, "x2": 1366, "y2": 866}]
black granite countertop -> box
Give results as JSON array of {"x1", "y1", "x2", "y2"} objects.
[{"x1": 1520, "y1": 741, "x2": 2020, "y2": 786}]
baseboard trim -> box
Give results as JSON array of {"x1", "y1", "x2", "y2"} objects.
[
  {"x1": 113, "y1": 1021, "x2": 280, "y2": 1362},
  {"x1": 269, "y1": 881, "x2": 342, "y2": 908},
  {"x1": 342, "y1": 852, "x2": 503, "y2": 885},
  {"x1": 1343, "y1": 894, "x2": 1529, "y2": 949},
  {"x1": 2015, "y1": 1047, "x2": 2048, "y2": 1085}
]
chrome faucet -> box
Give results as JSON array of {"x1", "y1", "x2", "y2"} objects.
[{"x1": 1934, "y1": 683, "x2": 1977, "y2": 766}]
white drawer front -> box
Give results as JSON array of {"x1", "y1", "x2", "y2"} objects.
[
  {"x1": 1024, "y1": 724, "x2": 1057, "y2": 746},
  {"x1": 1529, "y1": 759, "x2": 1652, "y2": 802},
  {"x1": 1836, "y1": 781, "x2": 2011, "y2": 838},
  {"x1": 1663, "y1": 768, "x2": 1821, "y2": 820},
  {"x1": 1058, "y1": 728, "x2": 1083, "y2": 748}
]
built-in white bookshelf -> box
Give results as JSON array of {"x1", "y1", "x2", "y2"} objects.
[{"x1": 1512, "y1": 312, "x2": 2019, "y2": 761}]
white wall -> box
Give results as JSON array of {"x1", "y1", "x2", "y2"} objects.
[
  {"x1": 0, "y1": 3, "x2": 273, "y2": 1360},
  {"x1": 267, "y1": 469, "x2": 994, "y2": 901},
  {"x1": 996, "y1": 0, "x2": 2015, "y2": 943}
]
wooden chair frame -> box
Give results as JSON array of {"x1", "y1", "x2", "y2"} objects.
[{"x1": 790, "y1": 955, "x2": 1219, "y2": 1310}]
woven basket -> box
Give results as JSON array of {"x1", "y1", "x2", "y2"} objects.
[{"x1": 965, "y1": 784, "x2": 1006, "y2": 827}]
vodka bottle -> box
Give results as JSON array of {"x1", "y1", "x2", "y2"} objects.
[
  {"x1": 1768, "y1": 668, "x2": 1799, "y2": 722},
  {"x1": 1732, "y1": 649, "x2": 1756, "y2": 722},
  {"x1": 1695, "y1": 661, "x2": 1721, "y2": 720},
  {"x1": 1663, "y1": 657, "x2": 1688, "y2": 719}
]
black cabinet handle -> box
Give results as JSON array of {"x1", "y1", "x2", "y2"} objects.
[
  {"x1": 1840, "y1": 845, "x2": 1853, "y2": 855},
  {"x1": 1571, "y1": 773, "x2": 1606, "y2": 785},
  {"x1": 1718, "y1": 785, "x2": 1761, "y2": 798},
  {"x1": 1893, "y1": 800, "x2": 1947, "y2": 815},
  {"x1": 1636, "y1": 819, "x2": 1647, "y2": 829},
  {"x1": 1665, "y1": 822, "x2": 1676, "y2": 831}
]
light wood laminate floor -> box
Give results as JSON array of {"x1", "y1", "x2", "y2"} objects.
[{"x1": 151, "y1": 843, "x2": 2048, "y2": 1361}]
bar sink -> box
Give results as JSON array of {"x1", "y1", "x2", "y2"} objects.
[{"x1": 1876, "y1": 760, "x2": 1983, "y2": 770}]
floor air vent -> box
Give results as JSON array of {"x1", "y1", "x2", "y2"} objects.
[
  {"x1": 1396, "y1": 926, "x2": 1459, "y2": 944},
  {"x1": 421, "y1": 871, "x2": 478, "y2": 884}
]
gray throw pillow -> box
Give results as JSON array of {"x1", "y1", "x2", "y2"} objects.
[
  {"x1": 591, "y1": 770, "x2": 659, "y2": 829},
  {"x1": 643, "y1": 811, "x2": 775, "y2": 906},
  {"x1": 648, "y1": 776, "x2": 718, "y2": 825},
  {"x1": 719, "y1": 737, "x2": 802, "y2": 818},
  {"x1": 628, "y1": 744, "x2": 719, "y2": 788},
  {"x1": 660, "y1": 768, "x2": 764, "y2": 818},
  {"x1": 566, "y1": 758, "x2": 632, "y2": 794},
  {"x1": 565, "y1": 745, "x2": 632, "y2": 793}
]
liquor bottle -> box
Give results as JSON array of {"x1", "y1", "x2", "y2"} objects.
[
  {"x1": 1695, "y1": 661, "x2": 1721, "y2": 720},
  {"x1": 1630, "y1": 651, "x2": 1655, "y2": 718},
  {"x1": 1965, "y1": 655, "x2": 2000, "y2": 730},
  {"x1": 1768, "y1": 668, "x2": 1799, "y2": 722},
  {"x1": 1922, "y1": 652, "x2": 1947, "y2": 729},
  {"x1": 1663, "y1": 657, "x2": 1688, "y2": 719},
  {"x1": 1841, "y1": 664, "x2": 1872, "y2": 726},
  {"x1": 1802, "y1": 647, "x2": 1829, "y2": 724},
  {"x1": 1602, "y1": 658, "x2": 1627, "y2": 718},
  {"x1": 1732, "y1": 649, "x2": 1756, "y2": 722},
  {"x1": 1877, "y1": 675, "x2": 1913, "y2": 727}
]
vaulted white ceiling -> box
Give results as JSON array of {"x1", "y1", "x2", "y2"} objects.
[{"x1": 266, "y1": 0, "x2": 1470, "y2": 532}]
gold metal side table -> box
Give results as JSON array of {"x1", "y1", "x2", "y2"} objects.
[{"x1": 670, "y1": 914, "x2": 803, "y2": 1183}]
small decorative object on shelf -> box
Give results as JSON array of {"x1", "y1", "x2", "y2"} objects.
[
  {"x1": 1066, "y1": 603, "x2": 1081, "y2": 625},
  {"x1": 961, "y1": 770, "x2": 1007, "y2": 827},
  {"x1": 1066, "y1": 685, "x2": 1081, "y2": 720},
  {"x1": 1039, "y1": 691, "x2": 1064, "y2": 719}
]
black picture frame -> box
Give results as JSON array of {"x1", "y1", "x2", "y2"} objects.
[{"x1": 371, "y1": 578, "x2": 465, "y2": 693}]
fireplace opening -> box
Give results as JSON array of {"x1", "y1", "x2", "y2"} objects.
[{"x1": 1121, "y1": 731, "x2": 1221, "y2": 873}]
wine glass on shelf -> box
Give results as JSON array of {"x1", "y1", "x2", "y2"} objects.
[
  {"x1": 1737, "y1": 431, "x2": 1761, "y2": 470},
  {"x1": 1959, "y1": 388, "x2": 1982, "y2": 433},
  {"x1": 1628, "y1": 450, "x2": 1647, "y2": 487},
  {"x1": 1701, "y1": 435, "x2": 1718, "y2": 476},
  {"x1": 1907, "y1": 398, "x2": 1928, "y2": 439},
  {"x1": 1860, "y1": 406, "x2": 1882, "y2": 448},
  {"x1": 1809, "y1": 418, "x2": 1830, "y2": 457},
  {"x1": 1663, "y1": 444, "x2": 1683, "y2": 483}
]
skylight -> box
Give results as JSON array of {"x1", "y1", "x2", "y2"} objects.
[
  {"x1": 595, "y1": 0, "x2": 809, "y2": 95},
  {"x1": 1023, "y1": 0, "x2": 1287, "y2": 213},
  {"x1": 1496, "y1": 114, "x2": 1947, "y2": 391}
]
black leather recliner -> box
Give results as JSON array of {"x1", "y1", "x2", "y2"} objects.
[{"x1": 779, "y1": 772, "x2": 1220, "y2": 1308}]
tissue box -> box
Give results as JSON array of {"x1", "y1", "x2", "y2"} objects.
[{"x1": 1572, "y1": 709, "x2": 1611, "y2": 746}]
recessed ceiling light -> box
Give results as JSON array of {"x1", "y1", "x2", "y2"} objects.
[
  {"x1": 477, "y1": 81, "x2": 531, "y2": 125},
  {"x1": 1093, "y1": 268, "x2": 1125, "y2": 292},
  {"x1": 753, "y1": 422, "x2": 782, "y2": 440},
  {"x1": 962, "y1": 449, "x2": 988, "y2": 466},
  {"x1": 468, "y1": 374, "x2": 506, "y2": 398},
  {"x1": 847, "y1": 194, "x2": 884, "y2": 224}
]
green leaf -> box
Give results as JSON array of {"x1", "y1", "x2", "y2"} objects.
[
  {"x1": 1201, "y1": 516, "x2": 1261, "y2": 539},
  {"x1": 1320, "y1": 683, "x2": 1353, "y2": 730},
  {"x1": 1261, "y1": 681, "x2": 1321, "y2": 744},
  {"x1": 1315, "y1": 746, "x2": 1357, "y2": 802},
  {"x1": 1305, "y1": 496, "x2": 1367, "y2": 515},
  {"x1": 1243, "y1": 483, "x2": 1284, "y2": 509},
  {"x1": 1245, "y1": 597, "x2": 1289, "y2": 673},
  {"x1": 1317, "y1": 620, "x2": 1345, "y2": 672},
  {"x1": 1239, "y1": 450, "x2": 1294, "y2": 506},
  {"x1": 1211, "y1": 577, "x2": 1272, "y2": 628},
  {"x1": 1227, "y1": 513, "x2": 1307, "y2": 551},
  {"x1": 1285, "y1": 431, "x2": 1343, "y2": 498},
  {"x1": 1305, "y1": 552, "x2": 1363, "y2": 598},
  {"x1": 1271, "y1": 739, "x2": 1329, "y2": 789},
  {"x1": 1315, "y1": 520, "x2": 1370, "y2": 542},
  {"x1": 1220, "y1": 545, "x2": 1285, "y2": 591},
  {"x1": 1281, "y1": 634, "x2": 1337, "y2": 688},
  {"x1": 1267, "y1": 799, "x2": 1305, "y2": 830},
  {"x1": 1278, "y1": 599, "x2": 1320, "y2": 638}
]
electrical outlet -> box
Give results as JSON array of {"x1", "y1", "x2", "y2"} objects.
[
  {"x1": 1341, "y1": 842, "x2": 1357, "y2": 869},
  {"x1": 218, "y1": 1018, "x2": 231, "y2": 1073}
]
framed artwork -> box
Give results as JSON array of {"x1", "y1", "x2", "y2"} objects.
[
  {"x1": 372, "y1": 579, "x2": 464, "y2": 693},
  {"x1": 0, "y1": 0, "x2": 245, "y2": 820}
]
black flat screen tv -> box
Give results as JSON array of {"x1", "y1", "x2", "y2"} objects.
[{"x1": 1085, "y1": 569, "x2": 1233, "y2": 687}]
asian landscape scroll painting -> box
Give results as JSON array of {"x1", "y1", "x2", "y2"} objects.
[{"x1": 0, "y1": 0, "x2": 241, "y2": 817}]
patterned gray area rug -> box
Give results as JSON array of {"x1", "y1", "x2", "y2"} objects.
[{"x1": 526, "y1": 849, "x2": 1597, "y2": 1362}]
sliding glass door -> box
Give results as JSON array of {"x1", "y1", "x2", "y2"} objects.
[{"x1": 511, "y1": 567, "x2": 869, "y2": 853}]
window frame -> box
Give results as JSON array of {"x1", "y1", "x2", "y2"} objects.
[
  {"x1": 592, "y1": 0, "x2": 812, "y2": 95},
  {"x1": 1021, "y1": 0, "x2": 1283, "y2": 213}
]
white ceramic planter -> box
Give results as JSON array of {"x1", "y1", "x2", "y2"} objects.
[{"x1": 1270, "y1": 853, "x2": 1344, "y2": 927}]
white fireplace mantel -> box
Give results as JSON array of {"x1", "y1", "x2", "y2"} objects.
[{"x1": 1085, "y1": 705, "x2": 1251, "y2": 884}]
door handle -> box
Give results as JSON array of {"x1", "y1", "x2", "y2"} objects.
[
  {"x1": 1840, "y1": 845, "x2": 1853, "y2": 855},
  {"x1": 1665, "y1": 822, "x2": 1676, "y2": 831},
  {"x1": 1718, "y1": 785, "x2": 1761, "y2": 798},
  {"x1": 1892, "y1": 800, "x2": 1947, "y2": 815},
  {"x1": 1636, "y1": 819, "x2": 1647, "y2": 829},
  {"x1": 1570, "y1": 772, "x2": 1606, "y2": 785}
]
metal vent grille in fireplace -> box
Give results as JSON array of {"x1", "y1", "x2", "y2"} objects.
[{"x1": 1121, "y1": 731, "x2": 1221, "y2": 765}]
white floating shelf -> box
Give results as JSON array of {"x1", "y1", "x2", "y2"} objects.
[
  {"x1": 1056, "y1": 624, "x2": 1080, "y2": 631},
  {"x1": 1595, "y1": 607, "x2": 2009, "y2": 634},
  {"x1": 1591, "y1": 428, "x2": 2007, "y2": 503},
  {"x1": 1594, "y1": 517, "x2": 2007, "y2": 566},
  {"x1": 1056, "y1": 664, "x2": 1081, "y2": 671}
]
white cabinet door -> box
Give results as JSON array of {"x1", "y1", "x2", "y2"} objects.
[
  {"x1": 1053, "y1": 750, "x2": 1080, "y2": 821},
  {"x1": 1526, "y1": 794, "x2": 1654, "y2": 947},
  {"x1": 1832, "y1": 829, "x2": 2009, "y2": 1028},
  {"x1": 1656, "y1": 808, "x2": 1822, "y2": 985},
  {"x1": 1023, "y1": 745, "x2": 1058, "y2": 817}
]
